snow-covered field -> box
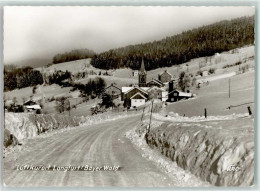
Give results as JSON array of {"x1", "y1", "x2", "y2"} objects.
[{"x1": 166, "y1": 70, "x2": 254, "y2": 116}]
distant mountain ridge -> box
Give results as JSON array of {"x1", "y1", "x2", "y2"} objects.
[
  {"x1": 52, "y1": 48, "x2": 95, "y2": 64},
  {"x1": 5, "y1": 58, "x2": 52, "y2": 69},
  {"x1": 91, "y1": 16, "x2": 254, "y2": 71}
]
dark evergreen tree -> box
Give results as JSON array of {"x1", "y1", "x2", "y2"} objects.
[{"x1": 91, "y1": 16, "x2": 254, "y2": 71}]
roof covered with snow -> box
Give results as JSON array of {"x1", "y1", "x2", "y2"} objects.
[
  {"x1": 122, "y1": 87, "x2": 133, "y2": 93},
  {"x1": 169, "y1": 90, "x2": 192, "y2": 97},
  {"x1": 130, "y1": 92, "x2": 147, "y2": 100},
  {"x1": 25, "y1": 105, "x2": 41, "y2": 110},
  {"x1": 122, "y1": 86, "x2": 148, "y2": 95},
  {"x1": 159, "y1": 70, "x2": 173, "y2": 77}
]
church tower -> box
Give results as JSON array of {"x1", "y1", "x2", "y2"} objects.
[{"x1": 138, "y1": 58, "x2": 147, "y2": 87}]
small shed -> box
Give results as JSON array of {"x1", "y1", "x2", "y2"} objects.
[
  {"x1": 168, "y1": 90, "x2": 192, "y2": 102},
  {"x1": 24, "y1": 100, "x2": 37, "y2": 106}
]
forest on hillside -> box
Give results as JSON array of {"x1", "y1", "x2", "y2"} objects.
[
  {"x1": 91, "y1": 16, "x2": 254, "y2": 70},
  {"x1": 4, "y1": 66, "x2": 43, "y2": 91},
  {"x1": 53, "y1": 49, "x2": 95, "y2": 64}
]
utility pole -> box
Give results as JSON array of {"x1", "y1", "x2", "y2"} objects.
[
  {"x1": 148, "y1": 100, "x2": 154, "y2": 134},
  {"x1": 229, "y1": 78, "x2": 231, "y2": 98},
  {"x1": 69, "y1": 100, "x2": 71, "y2": 116}
]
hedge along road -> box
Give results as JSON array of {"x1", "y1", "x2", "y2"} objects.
[{"x1": 5, "y1": 115, "x2": 181, "y2": 187}]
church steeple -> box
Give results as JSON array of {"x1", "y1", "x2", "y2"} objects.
[
  {"x1": 140, "y1": 57, "x2": 146, "y2": 73},
  {"x1": 138, "y1": 57, "x2": 147, "y2": 87}
]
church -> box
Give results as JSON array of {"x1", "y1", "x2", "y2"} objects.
[
  {"x1": 121, "y1": 58, "x2": 169, "y2": 108},
  {"x1": 121, "y1": 58, "x2": 149, "y2": 108}
]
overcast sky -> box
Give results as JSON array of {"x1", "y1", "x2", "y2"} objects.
[{"x1": 4, "y1": 6, "x2": 254, "y2": 64}]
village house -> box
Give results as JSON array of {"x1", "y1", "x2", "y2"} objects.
[
  {"x1": 167, "y1": 81, "x2": 192, "y2": 102},
  {"x1": 147, "y1": 86, "x2": 162, "y2": 100},
  {"x1": 23, "y1": 100, "x2": 41, "y2": 112},
  {"x1": 158, "y1": 70, "x2": 172, "y2": 83},
  {"x1": 103, "y1": 83, "x2": 121, "y2": 99},
  {"x1": 132, "y1": 70, "x2": 138, "y2": 77},
  {"x1": 161, "y1": 91, "x2": 168, "y2": 102},
  {"x1": 146, "y1": 79, "x2": 164, "y2": 88},
  {"x1": 202, "y1": 71, "x2": 209, "y2": 77},
  {"x1": 122, "y1": 86, "x2": 148, "y2": 108},
  {"x1": 168, "y1": 90, "x2": 192, "y2": 102}
]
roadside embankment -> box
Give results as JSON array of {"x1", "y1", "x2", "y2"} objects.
[
  {"x1": 4, "y1": 111, "x2": 141, "y2": 148},
  {"x1": 136, "y1": 113, "x2": 254, "y2": 186}
]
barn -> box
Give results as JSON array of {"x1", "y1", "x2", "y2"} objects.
[
  {"x1": 103, "y1": 83, "x2": 121, "y2": 99},
  {"x1": 158, "y1": 70, "x2": 172, "y2": 83}
]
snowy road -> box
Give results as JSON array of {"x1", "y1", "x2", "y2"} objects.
[{"x1": 4, "y1": 116, "x2": 178, "y2": 187}]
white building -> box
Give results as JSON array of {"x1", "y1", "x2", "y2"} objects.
[
  {"x1": 133, "y1": 70, "x2": 138, "y2": 77},
  {"x1": 202, "y1": 71, "x2": 208, "y2": 77},
  {"x1": 130, "y1": 92, "x2": 147, "y2": 108},
  {"x1": 162, "y1": 91, "x2": 168, "y2": 102}
]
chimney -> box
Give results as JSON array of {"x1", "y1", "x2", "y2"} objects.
[{"x1": 169, "y1": 81, "x2": 174, "y2": 93}]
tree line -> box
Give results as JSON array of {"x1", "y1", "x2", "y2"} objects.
[
  {"x1": 91, "y1": 16, "x2": 254, "y2": 71},
  {"x1": 53, "y1": 49, "x2": 95, "y2": 64},
  {"x1": 4, "y1": 66, "x2": 43, "y2": 91},
  {"x1": 47, "y1": 70, "x2": 106, "y2": 99}
]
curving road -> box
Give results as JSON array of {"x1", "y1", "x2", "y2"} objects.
[{"x1": 4, "y1": 116, "x2": 177, "y2": 187}]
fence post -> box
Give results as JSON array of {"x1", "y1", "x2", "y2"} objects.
[
  {"x1": 204, "y1": 108, "x2": 207, "y2": 118},
  {"x1": 247, "y1": 106, "x2": 252, "y2": 115},
  {"x1": 141, "y1": 106, "x2": 145, "y2": 121}
]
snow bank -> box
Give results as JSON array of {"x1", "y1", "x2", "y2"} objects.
[
  {"x1": 4, "y1": 113, "x2": 81, "y2": 145},
  {"x1": 136, "y1": 114, "x2": 254, "y2": 186},
  {"x1": 126, "y1": 125, "x2": 210, "y2": 187},
  {"x1": 4, "y1": 111, "x2": 141, "y2": 148}
]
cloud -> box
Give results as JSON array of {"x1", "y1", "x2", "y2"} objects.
[{"x1": 4, "y1": 6, "x2": 254, "y2": 64}]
